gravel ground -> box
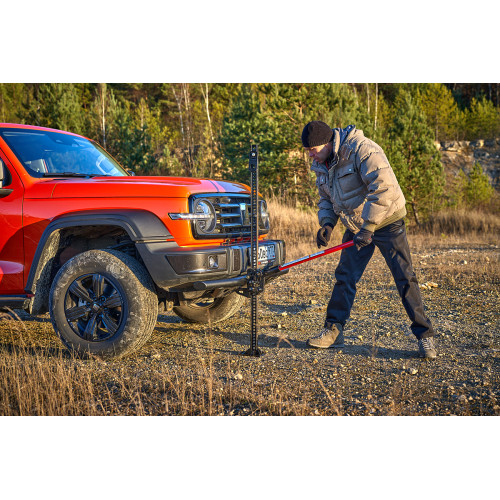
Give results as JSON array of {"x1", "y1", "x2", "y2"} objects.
[{"x1": 1, "y1": 239, "x2": 499, "y2": 415}]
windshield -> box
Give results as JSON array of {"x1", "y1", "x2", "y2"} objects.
[{"x1": 0, "y1": 128, "x2": 128, "y2": 177}]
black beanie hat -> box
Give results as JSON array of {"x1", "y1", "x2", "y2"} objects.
[{"x1": 301, "y1": 121, "x2": 333, "y2": 148}]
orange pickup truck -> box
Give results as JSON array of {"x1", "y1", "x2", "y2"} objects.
[{"x1": 0, "y1": 124, "x2": 285, "y2": 358}]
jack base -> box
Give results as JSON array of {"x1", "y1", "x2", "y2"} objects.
[{"x1": 241, "y1": 347, "x2": 263, "y2": 357}]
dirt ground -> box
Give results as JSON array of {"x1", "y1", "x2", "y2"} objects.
[{"x1": 1, "y1": 237, "x2": 499, "y2": 416}]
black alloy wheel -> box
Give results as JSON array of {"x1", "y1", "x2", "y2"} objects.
[{"x1": 64, "y1": 273, "x2": 127, "y2": 342}]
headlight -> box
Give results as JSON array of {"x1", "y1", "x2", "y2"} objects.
[
  {"x1": 193, "y1": 199, "x2": 216, "y2": 234},
  {"x1": 259, "y1": 200, "x2": 270, "y2": 230},
  {"x1": 168, "y1": 198, "x2": 217, "y2": 234},
  {"x1": 168, "y1": 198, "x2": 217, "y2": 235}
]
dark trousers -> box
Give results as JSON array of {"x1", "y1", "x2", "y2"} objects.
[{"x1": 325, "y1": 219, "x2": 434, "y2": 339}]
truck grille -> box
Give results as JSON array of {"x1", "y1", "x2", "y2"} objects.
[{"x1": 190, "y1": 193, "x2": 268, "y2": 239}]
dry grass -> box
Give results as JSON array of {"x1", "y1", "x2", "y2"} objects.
[
  {"x1": 0, "y1": 310, "x2": 326, "y2": 416},
  {"x1": 0, "y1": 310, "x2": 105, "y2": 415},
  {"x1": 419, "y1": 208, "x2": 500, "y2": 236},
  {"x1": 267, "y1": 197, "x2": 344, "y2": 260}
]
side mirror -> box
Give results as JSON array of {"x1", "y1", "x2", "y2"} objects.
[{"x1": 126, "y1": 169, "x2": 135, "y2": 176}]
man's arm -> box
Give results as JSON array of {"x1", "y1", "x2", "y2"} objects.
[
  {"x1": 315, "y1": 171, "x2": 338, "y2": 228},
  {"x1": 318, "y1": 196, "x2": 338, "y2": 228},
  {"x1": 314, "y1": 168, "x2": 338, "y2": 247}
]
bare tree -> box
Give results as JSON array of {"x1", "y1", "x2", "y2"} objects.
[
  {"x1": 172, "y1": 85, "x2": 185, "y2": 150},
  {"x1": 97, "y1": 83, "x2": 107, "y2": 148},
  {"x1": 0, "y1": 85, "x2": 4, "y2": 123},
  {"x1": 182, "y1": 84, "x2": 195, "y2": 176},
  {"x1": 139, "y1": 98, "x2": 147, "y2": 154},
  {"x1": 172, "y1": 84, "x2": 191, "y2": 175},
  {"x1": 200, "y1": 84, "x2": 215, "y2": 146},
  {"x1": 200, "y1": 83, "x2": 215, "y2": 177}
]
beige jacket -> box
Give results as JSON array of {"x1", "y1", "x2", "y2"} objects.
[{"x1": 311, "y1": 126, "x2": 406, "y2": 233}]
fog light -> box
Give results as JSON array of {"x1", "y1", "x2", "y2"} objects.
[{"x1": 208, "y1": 255, "x2": 218, "y2": 269}]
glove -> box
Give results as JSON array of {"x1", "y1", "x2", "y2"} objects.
[
  {"x1": 353, "y1": 228, "x2": 373, "y2": 250},
  {"x1": 316, "y1": 224, "x2": 334, "y2": 248}
]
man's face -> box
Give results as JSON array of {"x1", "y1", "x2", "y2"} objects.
[{"x1": 304, "y1": 142, "x2": 333, "y2": 164}]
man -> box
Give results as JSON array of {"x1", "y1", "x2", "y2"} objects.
[{"x1": 301, "y1": 120, "x2": 437, "y2": 359}]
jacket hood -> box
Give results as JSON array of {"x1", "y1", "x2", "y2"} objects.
[{"x1": 332, "y1": 124, "x2": 358, "y2": 155}]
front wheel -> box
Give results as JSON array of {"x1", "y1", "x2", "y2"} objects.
[
  {"x1": 49, "y1": 249, "x2": 158, "y2": 359},
  {"x1": 173, "y1": 290, "x2": 245, "y2": 324}
]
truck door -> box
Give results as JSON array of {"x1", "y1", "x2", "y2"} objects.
[{"x1": 0, "y1": 153, "x2": 25, "y2": 294}]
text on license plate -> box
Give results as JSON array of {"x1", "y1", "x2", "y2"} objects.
[{"x1": 258, "y1": 244, "x2": 276, "y2": 263}]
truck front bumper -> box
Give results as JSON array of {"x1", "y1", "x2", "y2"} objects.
[{"x1": 135, "y1": 239, "x2": 286, "y2": 291}]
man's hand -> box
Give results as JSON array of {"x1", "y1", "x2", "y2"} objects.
[
  {"x1": 353, "y1": 228, "x2": 373, "y2": 250},
  {"x1": 316, "y1": 223, "x2": 334, "y2": 248}
]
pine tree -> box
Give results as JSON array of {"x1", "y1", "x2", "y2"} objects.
[
  {"x1": 0, "y1": 84, "x2": 26, "y2": 123},
  {"x1": 219, "y1": 84, "x2": 269, "y2": 186},
  {"x1": 105, "y1": 100, "x2": 136, "y2": 170},
  {"x1": 387, "y1": 90, "x2": 444, "y2": 224},
  {"x1": 104, "y1": 97, "x2": 171, "y2": 175},
  {"x1": 23, "y1": 83, "x2": 86, "y2": 134},
  {"x1": 460, "y1": 162, "x2": 495, "y2": 208},
  {"x1": 464, "y1": 97, "x2": 500, "y2": 140},
  {"x1": 420, "y1": 83, "x2": 460, "y2": 141}
]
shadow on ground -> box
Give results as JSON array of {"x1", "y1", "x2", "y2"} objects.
[{"x1": 154, "y1": 322, "x2": 420, "y2": 360}]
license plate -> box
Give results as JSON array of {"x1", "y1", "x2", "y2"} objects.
[{"x1": 258, "y1": 244, "x2": 276, "y2": 264}]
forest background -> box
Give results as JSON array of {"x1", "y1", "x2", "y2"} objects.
[{"x1": 1, "y1": 82, "x2": 498, "y2": 224}]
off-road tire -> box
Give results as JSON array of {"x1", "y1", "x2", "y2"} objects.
[
  {"x1": 49, "y1": 249, "x2": 158, "y2": 359},
  {"x1": 173, "y1": 291, "x2": 245, "y2": 324}
]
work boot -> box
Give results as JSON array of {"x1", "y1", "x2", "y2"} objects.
[
  {"x1": 418, "y1": 337, "x2": 437, "y2": 359},
  {"x1": 307, "y1": 323, "x2": 344, "y2": 349}
]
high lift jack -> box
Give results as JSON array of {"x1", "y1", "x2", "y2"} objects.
[{"x1": 242, "y1": 144, "x2": 264, "y2": 356}]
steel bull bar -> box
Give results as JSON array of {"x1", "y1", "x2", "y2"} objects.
[
  {"x1": 192, "y1": 264, "x2": 288, "y2": 292},
  {"x1": 192, "y1": 240, "x2": 354, "y2": 291},
  {"x1": 193, "y1": 145, "x2": 354, "y2": 356}
]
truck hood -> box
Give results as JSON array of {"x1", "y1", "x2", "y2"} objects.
[{"x1": 25, "y1": 176, "x2": 250, "y2": 199}]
